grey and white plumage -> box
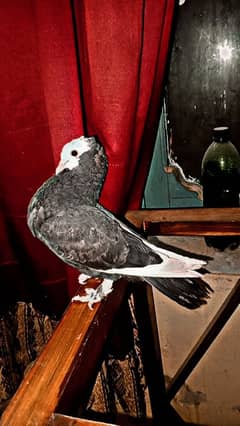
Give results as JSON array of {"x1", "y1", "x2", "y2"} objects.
[{"x1": 27, "y1": 136, "x2": 212, "y2": 309}]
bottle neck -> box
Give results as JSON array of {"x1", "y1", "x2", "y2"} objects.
[
  {"x1": 213, "y1": 139, "x2": 229, "y2": 144},
  {"x1": 212, "y1": 126, "x2": 230, "y2": 143}
]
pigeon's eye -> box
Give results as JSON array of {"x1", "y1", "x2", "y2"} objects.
[{"x1": 71, "y1": 150, "x2": 78, "y2": 156}]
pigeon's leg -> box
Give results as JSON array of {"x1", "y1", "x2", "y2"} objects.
[
  {"x1": 78, "y1": 273, "x2": 91, "y2": 285},
  {"x1": 72, "y1": 279, "x2": 114, "y2": 310}
]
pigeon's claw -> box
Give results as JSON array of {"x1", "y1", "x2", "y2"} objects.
[
  {"x1": 77, "y1": 288, "x2": 99, "y2": 309},
  {"x1": 72, "y1": 279, "x2": 114, "y2": 309}
]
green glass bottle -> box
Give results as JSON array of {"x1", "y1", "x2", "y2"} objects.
[{"x1": 201, "y1": 126, "x2": 240, "y2": 250}]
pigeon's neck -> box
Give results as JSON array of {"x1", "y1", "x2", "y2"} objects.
[
  {"x1": 70, "y1": 168, "x2": 105, "y2": 204},
  {"x1": 66, "y1": 145, "x2": 108, "y2": 205}
]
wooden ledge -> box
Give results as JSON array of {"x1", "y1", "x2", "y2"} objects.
[
  {"x1": 125, "y1": 207, "x2": 240, "y2": 235},
  {"x1": 1, "y1": 279, "x2": 129, "y2": 426},
  {"x1": 142, "y1": 220, "x2": 240, "y2": 236},
  {"x1": 48, "y1": 413, "x2": 117, "y2": 426}
]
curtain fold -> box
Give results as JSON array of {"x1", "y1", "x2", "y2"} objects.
[
  {"x1": 0, "y1": 0, "x2": 175, "y2": 313},
  {"x1": 74, "y1": 0, "x2": 175, "y2": 212}
]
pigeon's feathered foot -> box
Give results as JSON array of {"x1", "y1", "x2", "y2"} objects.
[
  {"x1": 72, "y1": 278, "x2": 114, "y2": 309},
  {"x1": 78, "y1": 273, "x2": 91, "y2": 285}
]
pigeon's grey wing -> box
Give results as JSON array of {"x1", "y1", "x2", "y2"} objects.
[
  {"x1": 97, "y1": 203, "x2": 209, "y2": 266},
  {"x1": 38, "y1": 205, "x2": 131, "y2": 271},
  {"x1": 96, "y1": 204, "x2": 162, "y2": 266},
  {"x1": 38, "y1": 204, "x2": 161, "y2": 273}
]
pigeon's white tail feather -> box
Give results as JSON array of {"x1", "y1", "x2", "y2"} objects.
[
  {"x1": 97, "y1": 259, "x2": 203, "y2": 279},
  {"x1": 132, "y1": 229, "x2": 206, "y2": 270},
  {"x1": 143, "y1": 241, "x2": 206, "y2": 269}
]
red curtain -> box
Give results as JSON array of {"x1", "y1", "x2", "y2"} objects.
[{"x1": 0, "y1": 0, "x2": 175, "y2": 315}]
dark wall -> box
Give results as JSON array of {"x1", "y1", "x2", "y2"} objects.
[{"x1": 167, "y1": 0, "x2": 240, "y2": 179}]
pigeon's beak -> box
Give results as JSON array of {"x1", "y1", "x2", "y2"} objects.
[
  {"x1": 56, "y1": 160, "x2": 68, "y2": 174},
  {"x1": 56, "y1": 155, "x2": 79, "y2": 174}
]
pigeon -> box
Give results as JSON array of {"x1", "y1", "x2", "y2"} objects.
[{"x1": 27, "y1": 136, "x2": 212, "y2": 309}]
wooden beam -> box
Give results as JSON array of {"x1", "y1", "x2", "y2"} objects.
[
  {"x1": 125, "y1": 207, "x2": 240, "y2": 229},
  {"x1": 142, "y1": 220, "x2": 240, "y2": 236},
  {"x1": 48, "y1": 413, "x2": 117, "y2": 426},
  {"x1": 1, "y1": 280, "x2": 129, "y2": 426}
]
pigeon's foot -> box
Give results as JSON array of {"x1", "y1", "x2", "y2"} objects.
[
  {"x1": 72, "y1": 278, "x2": 114, "y2": 309},
  {"x1": 78, "y1": 273, "x2": 91, "y2": 285}
]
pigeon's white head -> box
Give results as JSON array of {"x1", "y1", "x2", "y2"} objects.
[{"x1": 56, "y1": 136, "x2": 94, "y2": 174}]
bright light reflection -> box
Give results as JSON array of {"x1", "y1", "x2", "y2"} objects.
[{"x1": 217, "y1": 40, "x2": 233, "y2": 62}]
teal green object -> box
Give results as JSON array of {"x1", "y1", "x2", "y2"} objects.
[{"x1": 143, "y1": 104, "x2": 202, "y2": 208}]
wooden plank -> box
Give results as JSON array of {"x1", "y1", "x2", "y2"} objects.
[
  {"x1": 143, "y1": 221, "x2": 240, "y2": 236},
  {"x1": 48, "y1": 413, "x2": 117, "y2": 426},
  {"x1": 0, "y1": 279, "x2": 129, "y2": 426},
  {"x1": 48, "y1": 412, "x2": 157, "y2": 426},
  {"x1": 125, "y1": 207, "x2": 240, "y2": 229}
]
